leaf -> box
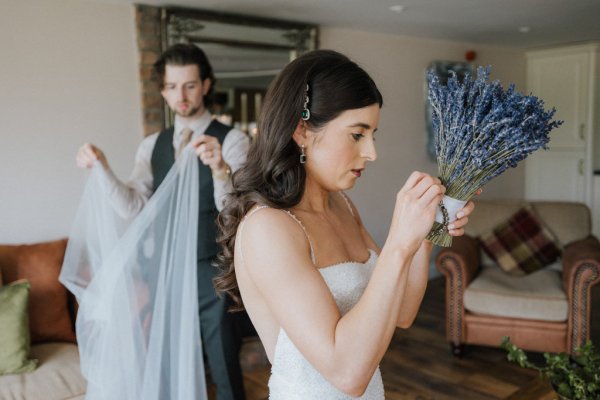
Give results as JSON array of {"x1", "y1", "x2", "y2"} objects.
[{"x1": 501, "y1": 337, "x2": 600, "y2": 399}]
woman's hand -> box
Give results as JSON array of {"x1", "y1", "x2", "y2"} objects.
[
  {"x1": 446, "y1": 187, "x2": 481, "y2": 236},
  {"x1": 387, "y1": 171, "x2": 445, "y2": 254}
]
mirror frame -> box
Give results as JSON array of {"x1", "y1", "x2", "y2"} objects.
[{"x1": 159, "y1": 7, "x2": 319, "y2": 130}]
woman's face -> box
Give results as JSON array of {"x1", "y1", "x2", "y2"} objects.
[{"x1": 304, "y1": 103, "x2": 380, "y2": 191}]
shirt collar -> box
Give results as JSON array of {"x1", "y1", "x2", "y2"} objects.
[{"x1": 173, "y1": 111, "x2": 213, "y2": 138}]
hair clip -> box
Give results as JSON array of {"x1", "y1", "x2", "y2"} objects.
[{"x1": 301, "y1": 84, "x2": 310, "y2": 121}]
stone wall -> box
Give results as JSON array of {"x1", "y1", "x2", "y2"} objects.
[{"x1": 135, "y1": 5, "x2": 164, "y2": 136}]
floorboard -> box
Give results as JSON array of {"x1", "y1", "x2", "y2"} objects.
[{"x1": 210, "y1": 276, "x2": 600, "y2": 399}]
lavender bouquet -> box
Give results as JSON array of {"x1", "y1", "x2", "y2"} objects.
[{"x1": 426, "y1": 66, "x2": 562, "y2": 247}]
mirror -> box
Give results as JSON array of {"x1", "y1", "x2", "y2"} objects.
[{"x1": 162, "y1": 8, "x2": 318, "y2": 138}]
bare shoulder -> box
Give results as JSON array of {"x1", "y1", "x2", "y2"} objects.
[
  {"x1": 236, "y1": 206, "x2": 313, "y2": 274},
  {"x1": 239, "y1": 206, "x2": 306, "y2": 245}
]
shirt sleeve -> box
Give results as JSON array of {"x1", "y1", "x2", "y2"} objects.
[
  {"x1": 97, "y1": 134, "x2": 156, "y2": 219},
  {"x1": 213, "y1": 129, "x2": 250, "y2": 211}
]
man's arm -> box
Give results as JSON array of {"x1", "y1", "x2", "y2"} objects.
[
  {"x1": 79, "y1": 134, "x2": 157, "y2": 219},
  {"x1": 212, "y1": 129, "x2": 250, "y2": 211}
]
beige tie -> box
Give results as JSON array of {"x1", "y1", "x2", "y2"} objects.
[{"x1": 176, "y1": 127, "x2": 193, "y2": 158}]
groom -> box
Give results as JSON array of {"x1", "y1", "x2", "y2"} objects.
[{"x1": 76, "y1": 43, "x2": 249, "y2": 400}]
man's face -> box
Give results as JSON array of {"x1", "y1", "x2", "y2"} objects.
[{"x1": 160, "y1": 64, "x2": 211, "y2": 119}]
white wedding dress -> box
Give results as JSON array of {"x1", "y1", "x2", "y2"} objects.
[{"x1": 244, "y1": 201, "x2": 385, "y2": 399}]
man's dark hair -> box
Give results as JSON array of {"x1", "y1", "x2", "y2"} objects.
[{"x1": 153, "y1": 43, "x2": 216, "y2": 106}]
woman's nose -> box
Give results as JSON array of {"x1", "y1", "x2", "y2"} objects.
[{"x1": 361, "y1": 140, "x2": 377, "y2": 162}]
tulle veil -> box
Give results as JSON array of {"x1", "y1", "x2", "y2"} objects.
[{"x1": 60, "y1": 147, "x2": 207, "y2": 400}]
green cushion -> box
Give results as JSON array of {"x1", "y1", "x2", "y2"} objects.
[{"x1": 0, "y1": 280, "x2": 38, "y2": 375}]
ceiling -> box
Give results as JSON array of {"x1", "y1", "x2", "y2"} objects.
[{"x1": 110, "y1": 0, "x2": 600, "y2": 49}]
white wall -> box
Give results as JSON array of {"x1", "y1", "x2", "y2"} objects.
[
  {"x1": 320, "y1": 28, "x2": 526, "y2": 248},
  {"x1": 0, "y1": 3, "x2": 526, "y2": 250},
  {"x1": 0, "y1": 0, "x2": 143, "y2": 243}
]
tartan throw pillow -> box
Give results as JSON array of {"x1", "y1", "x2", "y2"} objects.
[{"x1": 479, "y1": 206, "x2": 561, "y2": 276}]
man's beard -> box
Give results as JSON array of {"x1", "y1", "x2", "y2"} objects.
[{"x1": 175, "y1": 104, "x2": 201, "y2": 117}]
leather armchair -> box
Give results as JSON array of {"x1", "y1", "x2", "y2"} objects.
[{"x1": 436, "y1": 200, "x2": 600, "y2": 356}]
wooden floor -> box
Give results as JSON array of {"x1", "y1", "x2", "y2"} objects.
[{"x1": 221, "y1": 277, "x2": 600, "y2": 400}]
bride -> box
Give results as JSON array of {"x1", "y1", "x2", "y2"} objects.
[{"x1": 215, "y1": 50, "x2": 475, "y2": 399}]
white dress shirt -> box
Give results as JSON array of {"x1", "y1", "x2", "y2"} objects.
[{"x1": 100, "y1": 111, "x2": 250, "y2": 218}]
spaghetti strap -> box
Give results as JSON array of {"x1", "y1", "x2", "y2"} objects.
[
  {"x1": 339, "y1": 191, "x2": 355, "y2": 217},
  {"x1": 281, "y1": 210, "x2": 317, "y2": 266},
  {"x1": 238, "y1": 205, "x2": 317, "y2": 266}
]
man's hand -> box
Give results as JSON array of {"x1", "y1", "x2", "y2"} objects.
[
  {"x1": 76, "y1": 143, "x2": 107, "y2": 169},
  {"x1": 191, "y1": 134, "x2": 230, "y2": 179}
]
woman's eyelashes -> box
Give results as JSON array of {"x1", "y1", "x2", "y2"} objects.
[
  {"x1": 351, "y1": 132, "x2": 376, "y2": 142},
  {"x1": 351, "y1": 133, "x2": 364, "y2": 141}
]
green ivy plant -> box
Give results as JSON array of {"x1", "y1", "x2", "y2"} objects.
[{"x1": 501, "y1": 337, "x2": 600, "y2": 400}]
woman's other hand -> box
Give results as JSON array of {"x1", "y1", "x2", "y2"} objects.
[
  {"x1": 387, "y1": 171, "x2": 445, "y2": 254},
  {"x1": 447, "y1": 187, "x2": 481, "y2": 236}
]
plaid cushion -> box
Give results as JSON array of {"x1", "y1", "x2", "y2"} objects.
[{"x1": 479, "y1": 206, "x2": 561, "y2": 276}]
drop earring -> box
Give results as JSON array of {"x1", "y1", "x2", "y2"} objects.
[{"x1": 300, "y1": 144, "x2": 306, "y2": 164}]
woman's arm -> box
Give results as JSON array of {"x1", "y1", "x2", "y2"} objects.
[
  {"x1": 395, "y1": 240, "x2": 432, "y2": 327},
  {"x1": 239, "y1": 172, "x2": 443, "y2": 397},
  {"x1": 352, "y1": 198, "x2": 431, "y2": 328},
  {"x1": 352, "y1": 194, "x2": 476, "y2": 328},
  {"x1": 394, "y1": 199, "x2": 475, "y2": 326}
]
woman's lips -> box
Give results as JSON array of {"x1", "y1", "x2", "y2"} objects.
[{"x1": 351, "y1": 169, "x2": 363, "y2": 177}]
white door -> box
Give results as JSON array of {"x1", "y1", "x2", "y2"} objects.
[
  {"x1": 525, "y1": 45, "x2": 596, "y2": 208},
  {"x1": 525, "y1": 149, "x2": 586, "y2": 203},
  {"x1": 527, "y1": 52, "x2": 589, "y2": 149}
]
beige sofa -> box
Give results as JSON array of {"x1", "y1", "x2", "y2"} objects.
[
  {"x1": 0, "y1": 239, "x2": 86, "y2": 400},
  {"x1": 436, "y1": 200, "x2": 600, "y2": 356}
]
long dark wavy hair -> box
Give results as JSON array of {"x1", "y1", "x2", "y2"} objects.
[{"x1": 214, "y1": 50, "x2": 383, "y2": 310}]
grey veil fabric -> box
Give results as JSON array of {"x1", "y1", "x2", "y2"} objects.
[{"x1": 59, "y1": 147, "x2": 207, "y2": 400}]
